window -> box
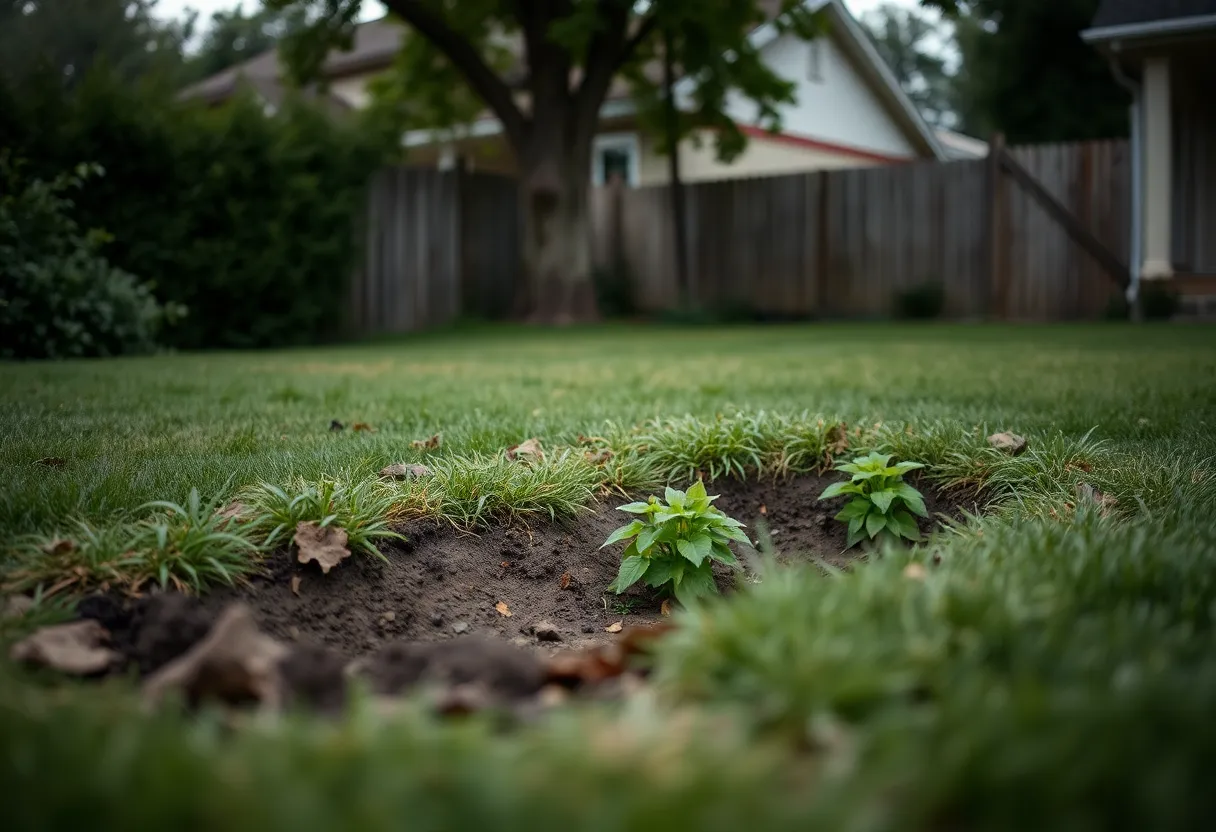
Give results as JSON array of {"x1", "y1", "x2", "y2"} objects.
[
  {"x1": 591, "y1": 133, "x2": 639, "y2": 186},
  {"x1": 807, "y1": 39, "x2": 823, "y2": 83}
]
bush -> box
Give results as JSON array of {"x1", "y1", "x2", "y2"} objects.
[
  {"x1": 1139, "y1": 281, "x2": 1180, "y2": 321},
  {"x1": 0, "y1": 67, "x2": 391, "y2": 350},
  {"x1": 895, "y1": 281, "x2": 946, "y2": 319},
  {"x1": 0, "y1": 158, "x2": 181, "y2": 359}
]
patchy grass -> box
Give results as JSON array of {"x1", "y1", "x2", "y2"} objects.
[
  {"x1": 239, "y1": 475, "x2": 403, "y2": 558},
  {"x1": 2, "y1": 323, "x2": 1216, "y2": 830}
]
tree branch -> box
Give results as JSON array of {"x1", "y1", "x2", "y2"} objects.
[
  {"x1": 572, "y1": 3, "x2": 655, "y2": 141},
  {"x1": 382, "y1": 0, "x2": 527, "y2": 148}
]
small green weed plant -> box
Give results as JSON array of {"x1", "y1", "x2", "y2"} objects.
[
  {"x1": 602, "y1": 481, "x2": 746, "y2": 606},
  {"x1": 819, "y1": 451, "x2": 928, "y2": 548}
]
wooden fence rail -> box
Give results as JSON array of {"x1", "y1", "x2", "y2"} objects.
[{"x1": 353, "y1": 139, "x2": 1130, "y2": 333}]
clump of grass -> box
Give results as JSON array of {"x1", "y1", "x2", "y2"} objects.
[
  {"x1": 240, "y1": 475, "x2": 403, "y2": 559},
  {"x1": 632, "y1": 414, "x2": 769, "y2": 481},
  {"x1": 3, "y1": 488, "x2": 263, "y2": 597},
  {"x1": 389, "y1": 451, "x2": 601, "y2": 527},
  {"x1": 767, "y1": 412, "x2": 852, "y2": 476}
]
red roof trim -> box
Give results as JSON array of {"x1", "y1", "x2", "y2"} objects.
[{"x1": 738, "y1": 125, "x2": 914, "y2": 163}]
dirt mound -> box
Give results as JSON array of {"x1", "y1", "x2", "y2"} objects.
[{"x1": 75, "y1": 475, "x2": 978, "y2": 682}]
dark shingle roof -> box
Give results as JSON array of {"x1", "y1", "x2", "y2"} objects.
[{"x1": 1091, "y1": 0, "x2": 1216, "y2": 29}]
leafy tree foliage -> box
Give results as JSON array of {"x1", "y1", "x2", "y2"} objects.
[
  {"x1": 0, "y1": 0, "x2": 190, "y2": 87},
  {"x1": 183, "y1": 3, "x2": 295, "y2": 83},
  {"x1": 938, "y1": 0, "x2": 1129, "y2": 142},
  {"x1": 861, "y1": 2, "x2": 957, "y2": 129}
]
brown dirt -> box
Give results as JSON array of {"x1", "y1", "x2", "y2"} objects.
[{"x1": 76, "y1": 475, "x2": 981, "y2": 685}]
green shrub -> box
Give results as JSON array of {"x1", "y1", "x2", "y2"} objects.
[
  {"x1": 0, "y1": 67, "x2": 390, "y2": 350},
  {"x1": 603, "y1": 481, "x2": 746, "y2": 606},
  {"x1": 0, "y1": 158, "x2": 181, "y2": 359},
  {"x1": 818, "y1": 451, "x2": 928, "y2": 547},
  {"x1": 895, "y1": 281, "x2": 946, "y2": 320},
  {"x1": 1139, "y1": 281, "x2": 1180, "y2": 321}
]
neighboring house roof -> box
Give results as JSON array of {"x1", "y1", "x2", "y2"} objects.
[
  {"x1": 935, "y1": 129, "x2": 988, "y2": 160},
  {"x1": 1084, "y1": 0, "x2": 1216, "y2": 43}
]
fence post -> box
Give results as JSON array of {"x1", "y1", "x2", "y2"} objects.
[
  {"x1": 986, "y1": 132, "x2": 1008, "y2": 319},
  {"x1": 815, "y1": 170, "x2": 831, "y2": 315}
]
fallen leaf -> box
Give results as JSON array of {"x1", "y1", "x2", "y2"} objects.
[
  {"x1": 605, "y1": 621, "x2": 623, "y2": 634},
  {"x1": 142, "y1": 604, "x2": 290, "y2": 710},
  {"x1": 495, "y1": 601, "x2": 513, "y2": 617},
  {"x1": 290, "y1": 575, "x2": 301, "y2": 596},
  {"x1": 506, "y1": 437, "x2": 544, "y2": 461},
  {"x1": 559, "y1": 572, "x2": 572, "y2": 590},
  {"x1": 329, "y1": 420, "x2": 345, "y2": 432},
  {"x1": 826, "y1": 423, "x2": 849, "y2": 455},
  {"x1": 34, "y1": 457, "x2": 67, "y2": 467},
  {"x1": 1076, "y1": 483, "x2": 1118, "y2": 516},
  {"x1": 215, "y1": 502, "x2": 248, "y2": 525},
  {"x1": 660, "y1": 599, "x2": 673, "y2": 617},
  {"x1": 411, "y1": 433, "x2": 442, "y2": 450},
  {"x1": 501, "y1": 561, "x2": 510, "y2": 569},
  {"x1": 294, "y1": 522, "x2": 350, "y2": 574},
  {"x1": 987, "y1": 431, "x2": 1028, "y2": 456},
  {"x1": 759, "y1": 504, "x2": 767, "y2": 516},
  {"x1": 545, "y1": 623, "x2": 674, "y2": 687},
  {"x1": 379, "y1": 462, "x2": 432, "y2": 480},
  {"x1": 40, "y1": 537, "x2": 76, "y2": 556},
  {"x1": 902, "y1": 563, "x2": 927, "y2": 580},
  {"x1": 583, "y1": 449, "x2": 614, "y2": 465},
  {"x1": 352, "y1": 422, "x2": 376, "y2": 433},
  {"x1": 10, "y1": 620, "x2": 119, "y2": 675}
]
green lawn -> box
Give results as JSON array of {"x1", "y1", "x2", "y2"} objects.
[{"x1": 3, "y1": 323, "x2": 1216, "y2": 830}]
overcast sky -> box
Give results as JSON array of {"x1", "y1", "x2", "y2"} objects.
[{"x1": 156, "y1": 0, "x2": 923, "y2": 27}]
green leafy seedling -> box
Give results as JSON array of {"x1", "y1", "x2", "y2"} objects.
[
  {"x1": 819, "y1": 451, "x2": 928, "y2": 548},
  {"x1": 602, "y1": 480, "x2": 747, "y2": 607}
]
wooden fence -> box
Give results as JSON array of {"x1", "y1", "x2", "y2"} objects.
[
  {"x1": 353, "y1": 139, "x2": 1131, "y2": 332},
  {"x1": 352, "y1": 168, "x2": 521, "y2": 333},
  {"x1": 591, "y1": 138, "x2": 1130, "y2": 320}
]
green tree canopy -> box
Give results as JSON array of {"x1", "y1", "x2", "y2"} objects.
[{"x1": 861, "y1": 2, "x2": 957, "y2": 129}]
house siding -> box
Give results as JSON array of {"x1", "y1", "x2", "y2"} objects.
[
  {"x1": 1172, "y1": 67, "x2": 1216, "y2": 273},
  {"x1": 722, "y1": 30, "x2": 918, "y2": 160}
]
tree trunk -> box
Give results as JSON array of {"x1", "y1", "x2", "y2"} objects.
[{"x1": 515, "y1": 145, "x2": 599, "y2": 324}]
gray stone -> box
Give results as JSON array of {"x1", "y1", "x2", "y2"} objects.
[
  {"x1": 534, "y1": 620, "x2": 563, "y2": 643},
  {"x1": 451, "y1": 621, "x2": 470, "y2": 635},
  {"x1": 987, "y1": 431, "x2": 1028, "y2": 455}
]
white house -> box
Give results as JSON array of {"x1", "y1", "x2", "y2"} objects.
[{"x1": 182, "y1": 0, "x2": 951, "y2": 185}]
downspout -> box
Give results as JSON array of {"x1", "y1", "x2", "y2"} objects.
[{"x1": 1108, "y1": 53, "x2": 1142, "y2": 315}]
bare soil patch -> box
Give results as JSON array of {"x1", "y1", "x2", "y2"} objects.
[{"x1": 71, "y1": 474, "x2": 978, "y2": 688}]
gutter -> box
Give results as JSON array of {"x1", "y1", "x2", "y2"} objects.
[
  {"x1": 1082, "y1": 14, "x2": 1216, "y2": 44},
  {"x1": 1106, "y1": 57, "x2": 1143, "y2": 313}
]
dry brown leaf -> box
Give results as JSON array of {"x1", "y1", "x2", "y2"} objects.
[
  {"x1": 290, "y1": 575, "x2": 302, "y2": 596},
  {"x1": 501, "y1": 561, "x2": 510, "y2": 569},
  {"x1": 379, "y1": 462, "x2": 432, "y2": 480},
  {"x1": 142, "y1": 604, "x2": 290, "y2": 710},
  {"x1": 660, "y1": 599, "x2": 673, "y2": 617},
  {"x1": 294, "y1": 522, "x2": 351, "y2": 574},
  {"x1": 411, "y1": 433, "x2": 442, "y2": 450},
  {"x1": 1076, "y1": 483, "x2": 1118, "y2": 516},
  {"x1": 495, "y1": 601, "x2": 513, "y2": 618},
  {"x1": 902, "y1": 563, "x2": 927, "y2": 580},
  {"x1": 215, "y1": 502, "x2": 248, "y2": 525},
  {"x1": 826, "y1": 423, "x2": 849, "y2": 455},
  {"x1": 545, "y1": 623, "x2": 675, "y2": 687},
  {"x1": 10, "y1": 620, "x2": 119, "y2": 675},
  {"x1": 559, "y1": 572, "x2": 572, "y2": 590},
  {"x1": 583, "y1": 449, "x2": 614, "y2": 465},
  {"x1": 40, "y1": 537, "x2": 76, "y2": 556},
  {"x1": 605, "y1": 621, "x2": 623, "y2": 634},
  {"x1": 506, "y1": 437, "x2": 544, "y2": 461},
  {"x1": 758, "y1": 504, "x2": 767, "y2": 516},
  {"x1": 352, "y1": 422, "x2": 377, "y2": 433}
]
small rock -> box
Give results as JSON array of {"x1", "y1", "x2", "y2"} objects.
[
  {"x1": 581, "y1": 624, "x2": 595, "y2": 634},
  {"x1": 430, "y1": 613, "x2": 444, "y2": 627},
  {"x1": 379, "y1": 463, "x2": 432, "y2": 480},
  {"x1": 534, "y1": 620, "x2": 562, "y2": 643},
  {"x1": 288, "y1": 626, "x2": 301, "y2": 640},
  {"x1": 988, "y1": 431, "x2": 1028, "y2": 455},
  {"x1": 379, "y1": 611, "x2": 396, "y2": 626},
  {"x1": 3, "y1": 595, "x2": 34, "y2": 620},
  {"x1": 452, "y1": 621, "x2": 470, "y2": 635}
]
